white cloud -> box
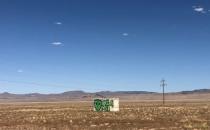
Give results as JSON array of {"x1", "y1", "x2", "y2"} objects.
[
  {"x1": 193, "y1": 6, "x2": 206, "y2": 13},
  {"x1": 17, "y1": 69, "x2": 23, "y2": 73},
  {"x1": 194, "y1": 7, "x2": 204, "y2": 12},
  {"x1": 51, "y1": 42, "x2": 63, "y2": 46},
  {"x1": 122, "y1": 33, "x2": 128, "y2": 36},
  {"x1": 55, "y1": 22, "x2": 62, "y2": 25}
]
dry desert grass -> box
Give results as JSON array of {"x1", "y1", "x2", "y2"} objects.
[{"x1": 0, "y1": 101, "x2": 209, "y2": 130}]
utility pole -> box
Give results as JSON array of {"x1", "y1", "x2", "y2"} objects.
[{"x1": 160, "y1": 79, "x2": 167, "y2": 105}]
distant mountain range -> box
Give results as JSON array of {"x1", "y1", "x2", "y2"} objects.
[
  {"x1": 0, "y1": 89, "x2": 209, "y2": 102},
  {"x1": 177, "y1": 89, "x2": 210, "y2": 94}
]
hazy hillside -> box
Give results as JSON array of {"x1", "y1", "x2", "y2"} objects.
[{"x1": 0, "y1": 89, "x2": 209, "y2": 102}]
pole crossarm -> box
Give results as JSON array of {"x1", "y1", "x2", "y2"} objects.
[{"x1": 160, "y1": 79, "x2": 167, "y2": 105}]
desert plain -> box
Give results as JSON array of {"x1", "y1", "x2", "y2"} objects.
[{"x1": 0, "y1": 100, "x2": 209, "y2": 130}]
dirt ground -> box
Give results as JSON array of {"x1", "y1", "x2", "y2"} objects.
[{"x1": 0, "y1": 101, "x2": 209, "y2": 130}]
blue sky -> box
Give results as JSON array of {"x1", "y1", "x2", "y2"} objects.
[{"x1": 0, "y1": 0, "x2": 210, "y2": 93}]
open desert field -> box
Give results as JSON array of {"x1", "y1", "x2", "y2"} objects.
[{"x1": 0, "y1": 101, "x2": 209, "y2": 130}]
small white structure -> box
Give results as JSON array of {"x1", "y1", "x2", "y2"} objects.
[
  {"x1": 93, "y1": 98, "x2": 119, "y2": 112},
  {"x1": 109, "y1": 98, "x2": 119, "y2": 112}
]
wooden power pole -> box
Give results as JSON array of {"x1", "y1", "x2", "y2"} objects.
[{"x1": 160, "y1": 79, "x2": 167, "y2": 105}]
